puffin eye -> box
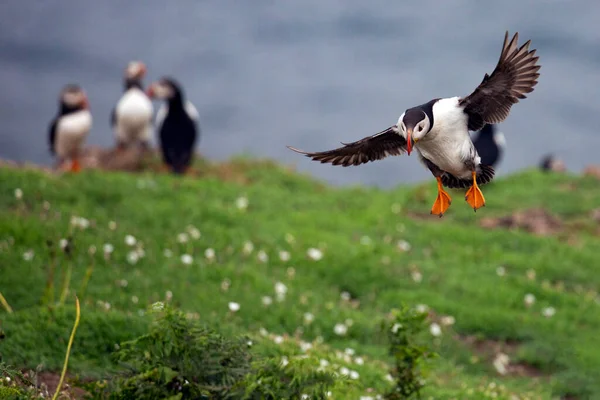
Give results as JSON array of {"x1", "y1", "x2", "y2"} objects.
[{"x1": 418, "y1": 125, "x2": 423, "y2": 132}]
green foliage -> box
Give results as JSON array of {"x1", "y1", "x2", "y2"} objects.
[
  {"x1": 0, "y1": 363, "x2": 38, "y2": 400},
  {"x1": 383, "y1": 305, "x2": 437, "y2": 399}
]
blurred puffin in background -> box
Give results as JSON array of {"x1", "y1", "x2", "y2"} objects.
[
  {"x1": 111, "y1": 61, "x2": 153, "y2": 151},
  {"x1": 48, "y1": 84, "x2": 92, "y2": 172},
  {"x1": 472, "y1": 124, "x2": 506, "y2": 168},
  {"x1": 147, "y1": 78, "x2": 199, "y2": 175}
]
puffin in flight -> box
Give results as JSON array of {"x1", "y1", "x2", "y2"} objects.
[
  {"x1": 147, "y1": 78, "x2": 200, "y2": 175},
  {"x1": 472, "y1": 124, "x2": 506, "y2": 168},
  {"x1": 48, "y1": 84, "x2": 92, "y2": 172},
  {"x1": 288, "y1": 32, "x2": 540, "y2": 217},
  {"x1": 111, "y1": 61, "x2": 154, "y2": 151}
]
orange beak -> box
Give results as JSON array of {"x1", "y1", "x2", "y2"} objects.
[
  {"x1": 146, "y1": 85, "x2": 155, "y2": 98},
  {"x1": 81, "y1": 95, "x2": 90, "y2": 110},
  {"x1": 406, "y1": 129, "x2": 413, "y2": 155}
]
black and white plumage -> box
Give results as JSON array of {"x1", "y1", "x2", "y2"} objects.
[
  {"x1": 147, "y1": 78, "x2": 199, "y2": 174},
  {"x1": 288, "y1": 31, "x2": 540, "y2": 216},
  {"x1": 111, "y1": 61, "x2": 153, "y2": 149},
  {"x1": 48, "y1": 84, "x2": 92, "y2": 172},
  {"x1": 472, "y1": 124, "x2": 506, "y2": 168}
]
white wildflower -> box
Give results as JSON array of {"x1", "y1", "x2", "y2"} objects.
[
  {"x1": 385, "y1": 374, "x2": 394, "y2": 382},
  {"x1": 287, "y1": 267, "x2": 296, "y2": 278},
  {"x1": 281, "y1": 356, "x2": 289, "y2": 367},
  {"x1": 166, "y1": 290, "x2": 173, "y2": 301},
  {"x1": 355, "y1": 356, "x2": 364, "y2": 365},
  {"x1": 23, "y1": 249, "x2": 34, "y2": 261},
  {"x1": 235, "y1": 196, "x2": 249, "y2": 210},
  {"x1": 103, "y1": 243, "x2": 114, "y2": 254},
  {"x1": 164, "y1": 249, "x2": 173, "y2": 258},
  {"x1": 307, "y1": 248, "x2": 323, "y2": 261},
  {"x1": 301, "y1": 394, "x2": 308, "y2": 400},
  {"x1": 59, "y1": 238, "x2": 68, "y2": 250},
  {"x1": 542, "y1": 306, "x2": 556, "y2": 318},
  {"x1": 88, "y1": 245, "x2": 97, "y2": 255},
  {"x1": 344, "y1": 348, "x2": 355, "y2": 356},
  {"x1": 205, "y1": 248, "x2": 216, "y2": 261},
  {"x1": 125, "y1": 235, "x2": 137, "y2": 246},
  {"x1": 391, "y1": 323, "x2": 402, "y2": 334},
  {"x1": 181, "y1": 254, "x2": 193, "y2": 265},
  {"x1": 228, "y1": 301, "x2": 240, "y2": 312},
  {"x1": 339, "y1": 366, "x2": 350, "y2": 376},
  {"x1": 429, "y1": 322, "x2": 442, "y2": 337},
  {"x1": 119, "y1": 279, "x2": 128, "y2": 287},
  {"x1": 14, "y1": 188, "x2": 23, "y2": 200},
  {"x1": 127, "y1": 251, "x2": 139, "y2": 265},
  {"x1": 78, "y1": 217, "x2": 90, "y2": 229},
  {"x1": 187, "y1": 226, "x2": 201, "y2": 239},
  {"x1": 415, "y1": 304, "x2": 429, "y2": 314},
  {"x1": 319, "y1": 359, "x2": 329, "y2": 368},
  {"x1": 177, "y1": 233, "x2": 189, "y2": 243},
  {"x1": 345, "y1": 318, "x2": 354, "y2": 327},
  {"x1": 524, "y1": 293, "x2": 536, "y2": 307},
  {"x1": 279, "y1": 250, "x2": 291, "y2": 262},
  {"x1": 340, "y1": 291, "x2": 351, "y2": 301},
  {"x1": 493, "y1": 353, "x2": 510, "y2": 375},
  {"x1": 334, "y1": 323, "x2": 348, "y2": 336},
  {"x1": 152, "y1": 301, "x2": 165, "y2": 311},
  {"x1": 496, "y1": 266, "x2": 506, "y2": 277},
  {"x1": 275, "y1": 282, "x2": 288, "y2": 297},
  {"x1": 300, "y1": 341, "x2": 312, "y2": 352},
  {"x1": 303, "y1": 312, "x2": 314, "y2": 324},
  {"x1": 440, "y1": 316, "x2": 456, "y2": 326},
  {"x1": 411, "y1": 270, "x2": 423, "y2": 283},
  {"x1": 242, "y1": 241, "x2": 254, "y2": 255},
  {"x1": 108, "y1": 221, "x2": 117, "y2": 230},
  {"x1": 262, "y1": 296, "x2": 273, "y2": 306},
  {"x1": 221, "y1": 279, "x2": 231, "y2": 291},
  {"x1": 349, "y1": 370, "x2": 360, "y2": 379},
  {"x1": 257, "y1": 250, "x2": 268, "y2": 263},
  {"x1": 273, "y1": 335, "x2": 284, "y2": 344},
  {"x1": 360, "y1": 397, "x2": 374, "y2": 400},
  {"x1": 131, "y1": 296, "x2": 139, "y2": 304},
  {"x1": 259, "y1": 327, "x2": 268, "y2": 336},
  {"x1": 397, "y1": 240, "x2": 411, "y2": 252}
]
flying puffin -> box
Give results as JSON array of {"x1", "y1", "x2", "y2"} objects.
[
  {"x1": 48, "y1": 84, "x2": 92, "y2": 172},
  {"x1": 288, "y1": 31, "x2": 540, "y2": 217},
  {"x1": 147, "y1": 78, "x2": 199, "y2": 174},
  {"x1": 111, "y1": 61, "x2": 153, "y2": 151},
  {"x1": 472, "y1": 124, "x2": 506, "y2": 168}
]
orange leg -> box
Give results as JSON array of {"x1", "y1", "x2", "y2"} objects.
[
  {"x1": 70, "y1": 158, "x2": 82, "y2": 173},
  {"x1": 464, "y1": 171, "x2": 486, "y2": 211},
  {"x1": 430, "y1": 177, "x2": 452, "y2": 217}
]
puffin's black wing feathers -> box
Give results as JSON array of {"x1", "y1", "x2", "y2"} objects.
[
  {"x1": 287, "y1": 126, "x2": 407, "y2": 167},
  {"x1": 110, "y1": 107, "x2": 117, "y2": 128},
  {"x1": 459, "y1": 31, "x2": 541, "y2": 131},
  {"x1": 48, "y1": 119, "x2": 58, "y2": 155}
]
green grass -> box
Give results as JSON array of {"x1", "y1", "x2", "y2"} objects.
[{"x1": 0, "y1": 159, "x2": 598, "y2": 399}]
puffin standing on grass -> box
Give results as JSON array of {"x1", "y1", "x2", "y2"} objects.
[
  {"x1": 288, "y1": 31, "x2": 540, "y2": 217},
  {"x1": 48, "y1": 84, "x2": 92, "y2": 172},
  {"x1": 111, "y1": 61, "x2": 153, "y2": 151},
  {"x1": 147, "y1": 78, "x2": 199, "y2": 174},
  {"x1": 472, "y1": 124, "x2": 506, "y2": 168}
]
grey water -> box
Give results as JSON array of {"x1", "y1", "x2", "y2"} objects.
[{"x1": 0, "y1": 0, "x2": 598, "y2": 188}]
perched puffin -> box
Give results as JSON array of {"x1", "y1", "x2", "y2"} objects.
[
  {"x1": 147, "y1": 78, "x2": 199, "y2": 174},
  {"x1": 111, "y1": 61, "x2": 153, "y2": 150},
  {"x1": 48, "y1": 84, "x2": 92, "y2": 172},
  {"x1": 472, "y1": 124, "x2": 506, "y2": 168},
  {"x1": 288, "y1": 31, "x2": 540, "y2": 217},
  {"x1": 539, "y1": 154, "x2": 566, "y2": 172}
]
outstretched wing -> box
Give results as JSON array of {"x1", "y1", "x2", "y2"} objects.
[
  {"x1": 459, "y1": 31, "x2": 541, "y2": 131},
  {"x1": 287, "y1": 126, "x2": 407, "y2": 167}
]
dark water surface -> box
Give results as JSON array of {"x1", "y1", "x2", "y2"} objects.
[{"x1": 0, "y1": 1, "x2": 599, "y2": 187}]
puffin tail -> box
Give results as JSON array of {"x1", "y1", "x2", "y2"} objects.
[{"x1": 441, "y1": 165, "x2": 495, "y2": 189}]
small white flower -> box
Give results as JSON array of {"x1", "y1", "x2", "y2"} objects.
[
  {"x1": 59, "y1": 238, "x2": 68, "y2": 250},
  {"x1": 5, "y1": 376, "x2": 11, "y2": 383},
  {"x1": 542, "y1": 306, "x2": 556, "y2": 318},
  {"x1": 119, "y1": 279, "x2": 128, "y2": 287},
  {"x1": 319, "y1": 359, "x2": 329, "y2": 369},
  {"x1": 88, "y1": 245, "x2": 97, "y2": 255},
  {"x1": 125, "y1": 235, "x2": 137, "y2": 246},
  {"x1": 247, "y1": 340, "x2": 253, "y2": 347},
  {"x1": 411, "y1": 270, "x2": 422, "y2": 283},
  {"x1": 257, "y1": 250, "x2": 268, "y2": 263},
  {"x1": 164, "y1": 249, "x2": 173, "y2": 258},
  {"x1": 262, "y1": 296, "x2": 273, "y2": 306},
  {"x1": 440, "y1": 316, "x2": 455, "y2": 326},
  {"x1": 360, "y1": 397, "x2": 374, "y2": 400},
  {"x1": 345, "y1": 318, "x2": 354, "y2": 327},
  {"x1": 281, "y1": 356, "x2": 289, "y2": 367},
  {"x1": 355, "y1": 356, "x2": 364, "y2": 365},
  {"x1": 275, "y1": 282, "x2": 288, "y2": 296},
  {"x1": 228, "y1": 301, "x2": 240, "y2": 312},
  {"x1": 235, "y1": 196, "x2": 249, "y2": 210},
  {"x1": 187, "y1": 226, "x2": 201, "y2": 239},
  {"x1": 152, "y1": 301, "x2": 165, "y2": 311},
  {"x1": 127, "y1": 251, "x2": 139, "y2": 265},
  {"x1": 349, "y1": 370, "x2": 360, "y2": 380},
  {"x1": 242, "y1": 241, "x2": 254, "y2": 255},
  {"x1": 385, "y1": 374, "x2": 394, "y2": 382},
  {"x1": 103, "y1": 243, "x2": 114, "y2": 254},
  {"x1": 493, "y1": 352, "x2": 510, "y2": 375},
  {"x1": 340, "y1": 291, "x2": 351, "y2": 301},
  {"x1": 496, "y1": 266, "x2": 506, "y2": 277},
  {"x1": 181, "y1": 254, "x2": 193, "y2": 265},
  {"x1": 221, "y1": 279, "x2": 231, "y2": 291},
  {"x1": 344, "y1": 348, "x2": 355, "y2": 356},
  {"x1": 279, "y1": 250, "x2": 291, "y2": 262},
  {"x1": 177, "y1": 233, "x2": 189, "y2": 243},
  {"x1": 360, "y1": 235, "x2": 372, "y2": 246},
  {"x1": 205, "y1": 248, "x2": 216, "y2": 261},
  {"x1": 273, "y1": 335, "x2": 284, "y2": 344},
  {"x1": 303, "y1": 312, "x2": 314, "y2": 324},
  {"x1": 166, "y1": 290, "x2": 173, "y2": 301},
  {"x1": 415, "y1": 304, "x2": 429, "y2": 314},
  {"x1": 391, "y1": 323, "x2": 402, "y2": 334},
  {"x1": 104, "y1": 302, "x2": 111, "y2": 310},
  {"x1": 430, "y1": 322, "x2": 442, "y2": 337},
  {"x1": 14, "y1": 188, "x2": 23, "y2": 200},
  {"x1": 287, "y1": 267, "x2": 296, "y2": 278},
  {"x1": 339, "y1": 366, "x2": 350, "y2": 376},
  {"x1": 23, "y1": 249, "x2": 34, "y2": 261},
  {"x1": 136, "y1": 247, "x2": 145, "y2": 258},
  {"x1": 524, "y1": 293, "x2": 536, "y2": 307},
  {"x1": 131, "y1": 296, "x2": 139, "y2": 304},
  {"x1": 78, "y1": 217, "x2": 90, "y2": 229},
  {"x1": 307, "y1": 248, "x2": 323, "y2": 261},
  {"x1": 397, "y1": 240, "x2": 411, "y2": 252},
  {"x1": 259, "y1": 327, "x2": 269, "y2": 336},
  {"x1": 334, "y1": 323, "x2": 348, "y2": 336},
  {"x1": 108, "y1": 221, "x2": 117, "y2": 230},
  {"x1": 301, "y1": 394, "x2": 308, "y2": 400},
  {"x1": 300, "y1": 341, "x2": 312, "y2": 352}
]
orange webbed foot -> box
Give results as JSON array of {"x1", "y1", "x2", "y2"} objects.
[
  {"x1": 430, "y1": 177, "x2": 452, "y2": 217},
  {"x1": 465, "y1": 171, "x2": 485, "y2": 211},
  {"x1": 70, "y1": 159, "x2": 82, "y2": 173}
]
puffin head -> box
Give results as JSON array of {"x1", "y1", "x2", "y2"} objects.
[
  {"x1": 146, "y1": 78, "x2": 183, "y2": 102},
  {"x1": 60, "y1": 84, "x2": 89, "y2": 111},
  {"x1": 398, "y1": 109, "x2": 431, "y2": 155},
  {"x1": 125, "y1": 61, "x2": 147, "y2": 80}
]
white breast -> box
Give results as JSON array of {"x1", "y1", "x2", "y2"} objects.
[
  {"x1": 115, "y1": 88, "x2": 153, "y2": 143},
  {"x1": 55, "y1": 110, "x2": 92, "y2": 159},
  {"x1": 416, "y1": 97, "x2": 476, "y2": 178}
]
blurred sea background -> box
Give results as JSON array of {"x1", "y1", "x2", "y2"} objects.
[{"x1": 0, "y1": 0, "x2": 598, "y2": 187}]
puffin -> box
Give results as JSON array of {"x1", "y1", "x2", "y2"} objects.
[
  {"x1": 288, "y1": 31, "x2": 540, "y2": 217},
  {"x1": 147, "y1": 78, "x2": 199, "y2": 174},
  {"x1": 111, "y1": 61, "x2": 153, "y2": 151},
  {"x1": 48, "y1": 84, "x2": 92, "y2": 172},
  {"x1": 472, "y1": 124, "x2": 506, "y2": 168}
]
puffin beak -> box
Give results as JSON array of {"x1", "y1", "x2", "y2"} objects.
[
  {"x1": 81, "y1": 95, "x2": 90, "y2": 110},
  {"x1": 406, "y1": 128, "x2": 413, "y2": 155},
  {"x1": 146, "y1": 85, "x2": 155, "y2": 98}
]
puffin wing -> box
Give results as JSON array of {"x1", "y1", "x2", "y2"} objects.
[
  {"x1": 110, "y1": 106, "x2": 117, "y2": 128},
  {"x1": 287, "y1": 126, "x2": 407, "y2": 167},
  {"x1": 48, "y1": 118, "x2": 58, "y2": 155},
  {"x1": 459, "y1": 31, "x2": 541, "y2": 131}
]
